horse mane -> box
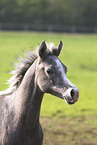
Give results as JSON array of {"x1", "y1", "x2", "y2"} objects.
[{"x1": 0, "y1": 42, "x2": 55, "y2": 96}]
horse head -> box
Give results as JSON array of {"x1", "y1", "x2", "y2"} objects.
[{"x1": 35, "y1": 40, "x2": 79, "y2": 104}]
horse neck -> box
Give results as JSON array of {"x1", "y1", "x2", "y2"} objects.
[{"x1": 15, "y1": 60, "x2": 44, "y2": 128}]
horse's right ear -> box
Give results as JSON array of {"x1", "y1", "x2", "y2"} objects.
[{"x1": 39, "y1": 40, "x2": 48, "y2": 59}]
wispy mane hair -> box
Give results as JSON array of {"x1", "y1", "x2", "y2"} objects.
[{"x1": 0, "y1": 42, "x2": 55, "y2": 96}]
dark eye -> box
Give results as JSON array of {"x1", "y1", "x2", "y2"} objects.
[{"x1": 47, "y1": 68, "x2": 54, "y2": 74}]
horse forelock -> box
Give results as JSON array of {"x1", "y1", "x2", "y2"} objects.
[{"x1": 47, "y1": 42, "x2": 55, "y2": 52}]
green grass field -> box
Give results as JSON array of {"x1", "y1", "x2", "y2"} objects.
[{"x1": 0, "y1": 31, "x2": 97, "y2": 144}]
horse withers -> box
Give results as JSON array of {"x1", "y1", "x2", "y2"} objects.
[{"x1": 0, "y1": 41, "x2": 79, "y2": 145}]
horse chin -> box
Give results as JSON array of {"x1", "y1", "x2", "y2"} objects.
[
  {"x1": 62, "y1": 96, "x2": 77, "y2": 105},
  {"x1": 65, "y1": 99, "x2": 76, "y2": 105}
]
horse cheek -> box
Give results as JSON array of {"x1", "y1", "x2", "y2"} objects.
[{"x1": 37, "y1": 73, "x2": 47, "y2": 92}]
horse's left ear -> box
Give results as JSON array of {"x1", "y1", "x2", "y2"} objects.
[
  {"x1": 39, "y1": 40, "x2": 49, "y2": 59},
  {"x1": 52, "y1": 41, "x2": 63, "y2": 57}
]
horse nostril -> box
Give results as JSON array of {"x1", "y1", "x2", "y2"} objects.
[
  {"x1": 70, "y1": 88, "x2": 79, "y2": 102},
  {"x1": 71, "y1": 89, "x2": 75, "y2": 98}
]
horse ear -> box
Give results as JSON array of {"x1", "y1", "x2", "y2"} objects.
[
  {"x1": 39, "y1": 40, "x2": 48, "y2": 58},
  {"x1": 52, "y1": 41, "x2": 63, "y2": 57},
  {"x1": 58, "y1": 41, "x2": 63, "y2": 56}
]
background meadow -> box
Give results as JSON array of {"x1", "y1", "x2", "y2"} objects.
[{"x1": 0, "y1": 31, "x2": 97, "y2": 144}]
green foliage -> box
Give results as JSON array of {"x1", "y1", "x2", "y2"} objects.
[
  {"x1": 0, "y1": 32, "x2": 97, "y2": 118},
  {"x1": 0, "y1": 0, "x2": 97, "y2": 26}
]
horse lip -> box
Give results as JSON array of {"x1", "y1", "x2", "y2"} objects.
[
  {"x1": 67, "y1": 98, "x2": 78, "y2": 104},
  {"x1": 63, "y1": 96, "x2": 77, "y2": 104},
  {"x1": 67, "y1": 100, "x2": 75, "y2": 105}
]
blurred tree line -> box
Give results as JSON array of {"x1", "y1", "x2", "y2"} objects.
[{"x1": 0, "y1": 0, "x2": 97, "y2": 26}]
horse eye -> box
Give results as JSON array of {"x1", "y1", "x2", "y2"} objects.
[{"x1": 47, "y1": 68, "x2": 54, "y2": 74}]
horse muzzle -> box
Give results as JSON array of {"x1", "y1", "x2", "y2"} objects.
[{"x1": 62, "y1": 87, "x2": 79, "y2": 105}]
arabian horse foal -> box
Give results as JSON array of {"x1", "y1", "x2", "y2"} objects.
[{"x1": 0, "y1": 41, "x2": 79, "y2": 145}]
